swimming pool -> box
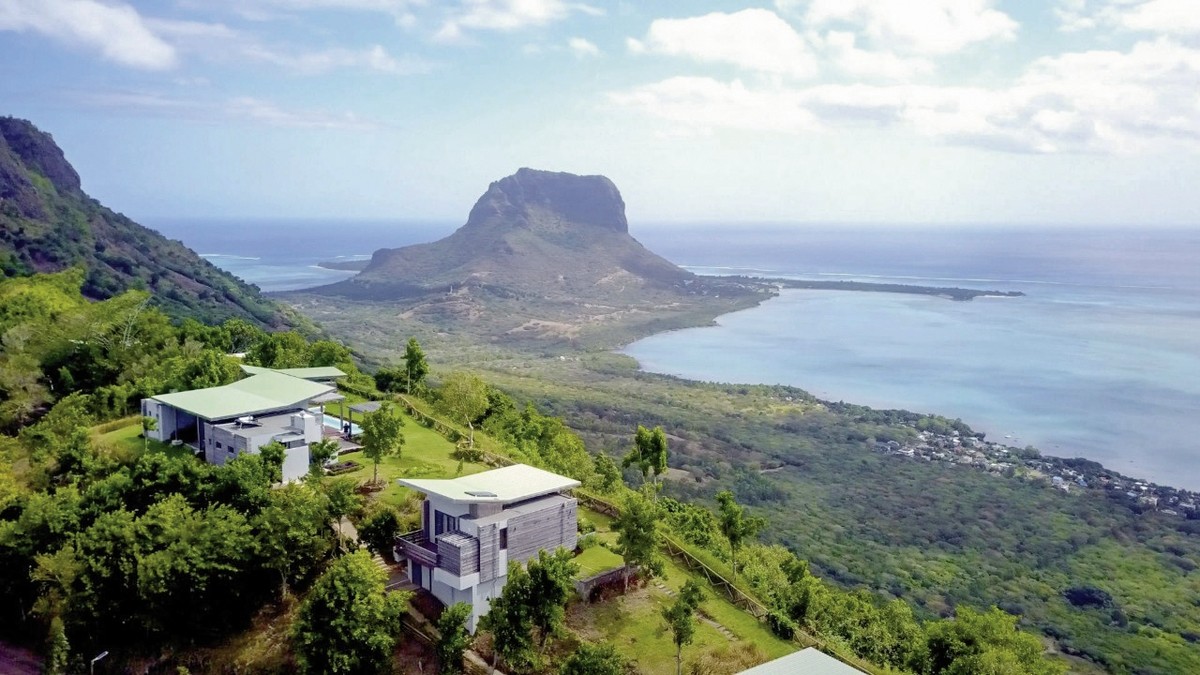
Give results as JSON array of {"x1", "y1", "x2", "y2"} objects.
[{"x1": 322, "y1": 413, "x2": 362, "y2": 436}]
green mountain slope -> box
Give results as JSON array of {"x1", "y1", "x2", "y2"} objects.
[{"x1": 0, "y1": 116, "x2": 295, "y2": 328}]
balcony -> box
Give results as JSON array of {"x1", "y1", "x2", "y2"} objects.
[{"x1": 396, "y1": 530, "x2": 438, "y2": 567}]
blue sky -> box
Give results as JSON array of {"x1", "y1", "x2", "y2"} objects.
[{"x1": 1, "y1": 0, "x2": 1198, "y2": 226}]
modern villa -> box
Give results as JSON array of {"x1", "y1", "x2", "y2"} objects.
[
  {"x1": 140, "y1": 365, "x2": 346, "y2": 482},
  {"x1": 395, "y1": 464, "x2": 581, "y2": 631}
]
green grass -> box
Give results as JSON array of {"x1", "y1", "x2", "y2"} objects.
[
  {"x1": 330, "y1": 409, "x2": 490, "y2": 511},
  {"x1": 567, "y1": 555, "x2": 794, "y2": 674},
  {"x1": 94, "y1": 421, "x2": 195, "y2": 461},
  {"x1": 574, "y1": 544, "x2": 624, "y2": 579}
]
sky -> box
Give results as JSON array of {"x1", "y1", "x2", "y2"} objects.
[{"x1": 1, "y1": 0, "x2": 1198, "y2": 226}]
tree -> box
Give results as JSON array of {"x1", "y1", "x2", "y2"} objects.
[
  {"x1": 44, "y1": 616, "x2": 69, "y2": 675},
  {"x1": 436, "y1": 602, "x2": 472, "y2": 675},
  {"x1": 612, "y1": 488, "x2": 664, "y2": 592},
  {"x1": 592, "y1": 453, "x2": 622, "y2": 493},
  {"x1": 561, "y1": 642, "x2": 624, "y2": 675},
  {"x1": 623, "y1": 425, "x2": 668, "y2": 489},
  {"x1": 248, "y1": 331, "x2": 309, "y2": 369},
  {"x1": 925, "y1": 606, "x2": 1065, "y2": 675},
  {"x1": 402, "y1": 337, "x2": 429, "y2": 394},
  {"x1": 256, "y1": 440, "x2": 287, "y2": 485},
  {"x1": 715, "y1": 490, "x2": 766, "y2": 581},
  {"x1": 662, "y1": 580, "x2": 704, "y2": 675},
  {"x1": 358, "y1": 507, "x2": 401, "y2": 558},
  {"x1": 308, "y1": 437, "x2": 340, "y2": 472},
  {"x1": 480, "y1": 562, "x2": 535, "y2": 674},
  {"x1": 438, "y1": 371, "x2": 489, "y2": 449},
  {"x1": 525, "y1": 548, "x2": 580, "y2": 648},
  {"x1": 141, "y1": 415, "x2": 157, "y2": 453},
  {"x1": 253, "y1": 484, "x2": 334, "y2": 597},
  {"x1": 360, "y1": 402, "x2": 405, "y2": 485},
  {"x1": 292, "y1": 550, "x2": 409, "y2": 675}
]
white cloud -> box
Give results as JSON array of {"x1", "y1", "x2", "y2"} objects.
[
  {"x1": 611, "y1": 38, "x2": 1200, "y2": 155},
  {"x1": 817, "y1": 31, "x2": 934, "y2": 80},
  {"x1": 179, "y1": 0, "x2": 420, "y2": 25},
  {"x1": 608, "y1": 76, "x2": 820, "y2": 135},
  {"x1": 798, "y1": 0, "x2": 1018, "y2": 55},
  {"x1": 568, "y1": 36, "x2": 599, "y2": 58},
  {"x1": 81, "y1": 90, "x2": 379, "y2": 130},
  {"x1": 1055, "y1": 0, "x2": 1200, "y2": 36},
  {"x1": 242, "y1": 43, "x2": 432, "y2": 75},
  {"x1": 632, "y1": 9, "x2": 818, "y2": 79},
  {"x1": 1113, "y1": 0, "x2": 1200, "y2": 35},
  {"x1": 0, "y1": 0, "x2": 176, "y2": 70},
  {"x1": 434, "y1": 0, "x2": 596, "y2": 43}
]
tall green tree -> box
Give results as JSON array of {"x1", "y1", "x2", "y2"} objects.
[
  {"x1": 662, "y1": 580, "x2": 704, "y2": 675},
  {"x1": 402, "y1": 337, "x2": 429, "y2": 394},
  {"x1": 141, "y1": 415, "x2": 157, "y2": 453},
  {"x1": 715, "y1": 490, "x2": 766, "y2": 581},
  {"x1": 252, "y1": 484, "x2": 334, "y2": 597},
  {"x1": 612, "y1": 487, "x2": 664, "y2": 592},
  {"x1": 360, "y1": 402, "x2": 405, "y2": 485},
  {"x1": 525, "y1": 548, "x2": 580, "y2": 648},
  {"x1": 592, "y1": 453, "x2": 622, "y2": 493},
  {"x1": 436, "y1": 602, "x2": 472, "y2": 675},
  {"x1": 622, "y1": 425, "x2": 668, "y2": 489},
  {"x1": 438, "y1": 371, "x2": 489, "y2": 449},
  {"x1": 44, "y1": 616, "x2": 69, "y2": 675},
  {"x1": 480, "y1": 562, "x2": 535, "y2": 674},
  {"x1": 560, "y1": 642, "x2": 624, "y2": 675},
  {"x1": 292, "y1": 550, "x2": 409, "y2": 675}
]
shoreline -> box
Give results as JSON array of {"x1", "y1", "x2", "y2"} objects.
[{"x1": 617, "y1": 289, "x2": 1199, "y2": 506}]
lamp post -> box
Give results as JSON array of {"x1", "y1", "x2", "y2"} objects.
[{"x1": 90, "y1": 650, "x2": 109, "y2": 675}]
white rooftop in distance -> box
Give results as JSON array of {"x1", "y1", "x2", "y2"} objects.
[
  {"x1": 397, "y1": 464, "x2": 580, "y2": 504},
  {"x1": 738, "y1": 648, "x2": 866, "y2": 675}
]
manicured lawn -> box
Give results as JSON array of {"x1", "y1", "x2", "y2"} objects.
[
  {"x1": 330, "y1": 410, "x2": 490, "y2": 511},
  {"x1": 95, "y1": 421, "x2": 195, "y2": 462},
  {"x1": 574, "y1": 544, "x2": 624, "y2": 579}
]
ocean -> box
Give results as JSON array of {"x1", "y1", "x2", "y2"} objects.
[
  {"x1": 630, "y1": 225, "x2": 1200, "y2": 491},
  {"x1": 149, "y1": 219, "x2": 1200, "y2": 491}
]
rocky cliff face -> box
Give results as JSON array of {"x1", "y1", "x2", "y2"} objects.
[
  {"x1": 325, "y1": 168, "x2": 691, "y2": 301},
  {"x1": 0, "y1": 116, "x2": 298, "y2": 328},
  {"x1": 464, "y1": 168, "x2": 628, "y2": 234}
]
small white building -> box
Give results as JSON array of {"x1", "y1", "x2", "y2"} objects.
[
  {"x1": 140, "y1": 367, "x2": 345, "y2": 482},
  {"x1": 396, "y1": 464, "x2": 580, "y2": 631}
]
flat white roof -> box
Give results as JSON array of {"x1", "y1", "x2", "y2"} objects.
[
  {"x1": 397, "y1": 464, "x2": 580, "y2": 504},
  {"x1": 739, "y1": 648, "x2": 866, "y2": 675}
]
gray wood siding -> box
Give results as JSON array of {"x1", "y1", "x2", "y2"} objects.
[
  {"x1": 477, "y1": 524, "x2": 499, "y2": 582},
  {"x1": 437, "y1": 534, "x2": 479, "y2": 576},
  {"x1": 508, "y1": 498, "x2": 578, "y2": 563}
]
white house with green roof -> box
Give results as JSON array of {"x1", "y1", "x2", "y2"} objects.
[
  {"x1": 141, "y1": 367, "x2": 345, "y2": 482},
  {"x1": 396, "y1": 464, "x2": 580, "y2": 631}
]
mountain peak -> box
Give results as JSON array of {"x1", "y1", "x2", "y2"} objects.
[
  {"x1": 465, "y1": 168, "x2": 628, "y2": 234},
  {"x1": 321, "y1": 168, "x2": 687, "y2": 301},
  {"x1": 0, "y1": 117, "x2": 81, "y2": 195}
]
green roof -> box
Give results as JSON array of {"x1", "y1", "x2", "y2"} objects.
[
  {"x1": 239, "y1": 365, "x2": 346, "y2": 380},
  {"x1": 152, "y1": 371, "x2": 334, "y2": 421}
]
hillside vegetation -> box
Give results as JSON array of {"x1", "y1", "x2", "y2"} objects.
[{"x1": 0, "y1": 117, "x2": 299, "y2": 328}]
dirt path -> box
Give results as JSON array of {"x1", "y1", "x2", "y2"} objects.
[{"x1": 0, "y1": 640, "x2": 41, "y2": 675}]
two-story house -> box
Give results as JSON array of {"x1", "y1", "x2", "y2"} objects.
[{"x1": 395, "y1": 464, "x2": 580, "y2": 631}]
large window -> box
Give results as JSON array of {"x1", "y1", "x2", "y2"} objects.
[{"x1": 435, "y1": 511, "x2": 458, "y2": 535}]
